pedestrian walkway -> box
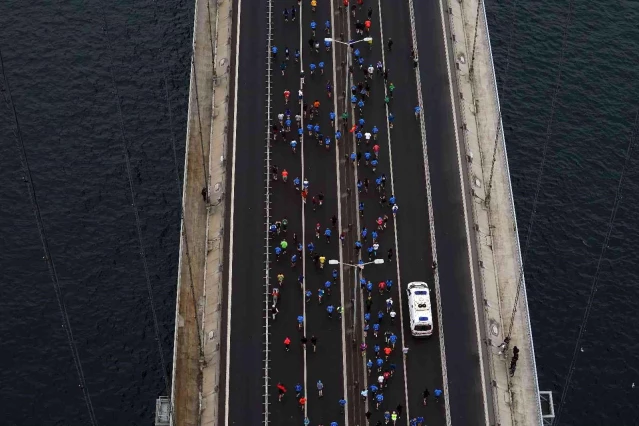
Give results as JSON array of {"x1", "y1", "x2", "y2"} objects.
[
  {"x1": 445, "y1": 0, "x2": 543, "y2": 423},
  {"x1": 169, "y1": 0, "x2": 233, "y2": 424},
  {"x1": 200, "y1": 0, "x2": 234, "y2": 423}
]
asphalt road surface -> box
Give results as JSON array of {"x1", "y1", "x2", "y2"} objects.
[
  {"x1": 221, "y1": 0, "x2": 490, "y2": 424},
  {"x1": 221, "y1": 0, "x2": 267, "y2": 425},
  {"x1": 411, "y1": 0, "x2": 492, "y2": 423}
]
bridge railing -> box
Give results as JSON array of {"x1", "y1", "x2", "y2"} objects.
[
  {"x1": 478, "y1": 4, "x2": 543, "y2": 424},
  {"x1": 444, "y1": 0, "x2": 544, "y2": 424}
]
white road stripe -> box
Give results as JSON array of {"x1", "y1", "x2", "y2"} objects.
[
  {"x1": 224, "y1": 0, "x2": 243, "y2": 423},
  {"x1": 264, "y1": 1, "x2": 274, "y2": 425},
  {"x1": 330, "y1": 0, "x2": 351, "y2": 424},
  {"x1": 404, "y1": 0, "x2": 453, "y2": 422},
  {"x1": 435, "y1": 0, "x2": 489, "y2": 423},
  {"x1": 298, "y1": 2, "x2": 309, "y2": 420},
  {"x1": 374, "y1": 0, "x2": 411, "y2": 423},
  {"x1": 343, "y1": 4, "x2": 370, "y2": 418}
]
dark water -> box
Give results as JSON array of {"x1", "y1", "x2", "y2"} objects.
[
  {"x1": 487, "y1": 0, "x2": 639, "y2": 424},
  {"x1": 0, "y1": 1, "x2": 193, "y2": 424},
  {"x1": 1, "y1": 0, "x2": 638, "y2": 424}
]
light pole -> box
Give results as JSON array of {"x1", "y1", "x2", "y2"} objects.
[
  {"x1": 330, "y1": 258, "x2": 384, "y2": 345},
  {"x1": 324, "y1": 37, "x2": 372, "y2": 46},
  {"x1": 329, "y1": 258, "x2": 384, "y2": 270}
]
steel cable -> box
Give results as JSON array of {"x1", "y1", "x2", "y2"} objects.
[
  {"x1": 0, "y1": 46, "x2": 99, "y2": 426},
  {"x1": 554, "y1": 109, "x2": 639, "y2": 425}
]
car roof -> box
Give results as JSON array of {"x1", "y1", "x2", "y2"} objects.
[{"x1": 407, "y1": 281, "x2": 429, "y2": 290}]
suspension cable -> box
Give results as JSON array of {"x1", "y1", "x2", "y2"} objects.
[
  {"x1": 99, "y1": 11, "x2": 173, "y2": 397},
  {"x1": 468, "y1": 0, "x2": 483, "y2": 78},
  {"x1": 553, "y1": 109, "x2": 639, "y2": 425},
  {"x1": 506, "y1": 0, "x2": 575, "y2": 340},
  {"x1": 484, "y1": 0, "x2": 519, "y2": 206},
  {"x1": 0, "y1": 46, "x2": 99, "y2": 426},
  {"x1": 147, "y1": 1, "x2": 206, "y2": 366}
]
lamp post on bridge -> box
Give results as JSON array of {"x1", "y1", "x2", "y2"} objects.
[{"x1": 324, "y1": 37, "x2": 373, "y2": 46}]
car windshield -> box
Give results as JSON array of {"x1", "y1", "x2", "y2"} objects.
[{"x1": 415, "y1": 324, "x2": 432, "y2": 332}]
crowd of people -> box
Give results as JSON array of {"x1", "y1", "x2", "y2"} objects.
[{"x1": 268, "y1": 1, "x2": 439, "y2": 425}]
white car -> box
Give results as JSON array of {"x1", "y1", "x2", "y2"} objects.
[{"x1": 406, "y1": 282, "x2": 433, "y2": 337}]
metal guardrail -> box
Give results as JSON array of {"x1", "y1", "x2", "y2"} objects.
[
  {"x1": 168, "y1": 0, "x2": 232, "y2": 423},
  {"x1": 198, "y1": 0, "x2": 233, "y2": 422},
  {"x1": 263, "y1": 0, "x2": 273, "y2": 424},
  {"x1": 168, "y1": 0, "x2": 203, "y2": 423},
  {"x1": 442, "y1": 1, "x2": 500, "y2": 424},
  {"x1": 448, "y1": 1, "x2": 501, "y2": 424},
  {"x1": 445, "y1": 0, "x2": 544, "y2": 424},
  {"x1": 406, "y1": 0, "x2": 453, "y2": 423},
  {"x1": 478, "y1": 2, "x2": 544, "y2": 424}
]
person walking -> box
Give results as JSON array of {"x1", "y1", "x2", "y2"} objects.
[
  {"x1": 327, "y1": 304, "x2": 335, "y2": 318},
  {"x1": 325, "y1": 228, "x2": 332, "y2": 243},
  {"x1": 434, "y1": 388, "x2": 443, "y2": 403},
  {"x1": 361, "y1": 388, "x2": 368, "y2": 400},
  {"x1": 339, "y1": 398, "x2": 347, "y2": 413},
  {"x1": 277, "y1": 382, "x2": 287, "y2": 401}
]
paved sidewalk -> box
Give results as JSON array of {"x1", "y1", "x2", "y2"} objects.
[
  {"x1": 444, "y1": 0, "x2": 543, "y2": 424},
  {"x1": 200, "y1": 0, "x2": 233, "y2": 423},
  {"x1": 169, "y1": 0, "x2": 232, "y2": 424}
]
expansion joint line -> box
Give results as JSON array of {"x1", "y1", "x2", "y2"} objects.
[
  {"x1": 264, "y1": 0, "x2": 274, "y2": 423},
  {"x1": 406, "y1": 0, "x2": 452, "y2": 423}
]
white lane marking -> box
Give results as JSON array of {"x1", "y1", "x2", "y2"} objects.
[
  {"x1": 264, "y1": 0, "x2": 273, "y2": 424},
  {"x1": 344, "y1": 5, "x2": 370, "y2": 418},
  {"x1": 436, "y1": 0, "x2": 489, "y2": 423},
  {"x1": 298, "y1": 2, "x2": 309, "y2": 419},
  {"x1": 405, "y1": 0, "x2": 455, "y2": 421},
  {"x1": 224, "y1": 0, "x2": 242, "y2": 422},
  {"x1": 375, "y1": 0, "x2": 411, "y2": 423},
  {"x1": 405, "y1": 0, "x2": 453, "y2": 423},
  {"x1": 330, "y1": 1, "x2": 350, "y2": 424}
]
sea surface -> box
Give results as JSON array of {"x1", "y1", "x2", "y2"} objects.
[
  {"x1": 487, "y1": 0, "x2": 639, "y2": 424},
  {"x1": 0, "y1": 1, "x2": 193, "y2": 424},
  {"x1": 0, "y1": 0, "x2": 638, "y2": 425}
]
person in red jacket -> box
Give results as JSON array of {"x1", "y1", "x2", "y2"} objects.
[
  {"x1": 284, "y1": 336, "x2": 291, "y2": 351},
  {"x1": 277, "y1": 382, "x2": 287, "y2": 401}
]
